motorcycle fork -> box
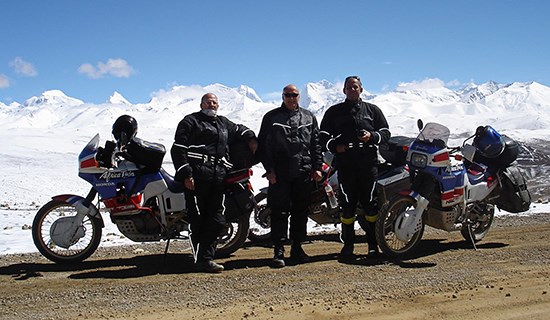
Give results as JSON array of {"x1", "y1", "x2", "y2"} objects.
[
  {"x1": 75, "y1": 188, "x2": 100, "y2": 222},
  {"x1": 395, "y1": 192, "x2": 429, "y2": 242}
]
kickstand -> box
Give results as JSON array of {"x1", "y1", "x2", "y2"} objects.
[
  {"x1": 163, "y1": 238, "x2": 171, "y2": 262},
  {"x1": 467, "y1": 224, "x2": 478, "y2": 251}
]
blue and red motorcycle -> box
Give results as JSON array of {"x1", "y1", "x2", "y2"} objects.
[
  {"x1": 32, "y1": 134, "x2": 254, "y2": 264},
  {"x1": 375, "y1": 120, "x2": 529, "y2": 259}
]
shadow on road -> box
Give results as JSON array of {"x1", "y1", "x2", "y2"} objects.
[{"x1": 0, "y1": 237, "x2": 508, "y2": 280}]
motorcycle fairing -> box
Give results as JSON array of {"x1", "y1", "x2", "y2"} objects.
[
  {"x1": 408, "y1": 128, "x2": 466, "y2": 208},
  {"x1": 79, "y1": 134, "x2": 104, "y2": 174}
]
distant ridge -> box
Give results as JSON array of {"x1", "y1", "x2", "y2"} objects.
[{"x1": 1, "y1": 80, "x2": 550, "y2": 141}]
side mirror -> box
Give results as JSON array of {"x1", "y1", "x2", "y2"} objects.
[{"x1": 417, "y1": 119, "x2": 424, "y2": 131}]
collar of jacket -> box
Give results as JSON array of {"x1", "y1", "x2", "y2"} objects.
[
  {"x1": 343, "y1": 98, "x2": 363, "y2": 113},
  {"x1": 344, "y1": 98, "x2": 362, "y2": 107},
  {"x1": 280, "y1": 103, "x2": 299, "y2": 113}
]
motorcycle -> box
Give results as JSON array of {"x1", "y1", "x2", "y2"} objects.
[
  {"x1": 248, "y1": 143, "x2": 411, "y2": 242},
  {"x1": 32, "y1": 134, "x2": 255, "y2": 264},
  {"x1": 375, "y1": 120, "x2": 525, "y2": 259}
]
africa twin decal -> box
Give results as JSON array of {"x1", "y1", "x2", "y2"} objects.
[{"x1": 98, "y1": 170, "x2": 136, "y2": 182}]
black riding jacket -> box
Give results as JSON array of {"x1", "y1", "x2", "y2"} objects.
[
  {"x1": 171, "y1": 111, "x2": 255, "y2": 183},
  {"x1": 258, "y1": 104, "x2": 323, "y2": 179},
  {"x1": 320, "y1": 99, "x2": 390, "y2": 168}
]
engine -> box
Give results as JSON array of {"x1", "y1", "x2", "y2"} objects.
[{"x1": 112, "y1": 211, "x2": 163, "y2": 242}]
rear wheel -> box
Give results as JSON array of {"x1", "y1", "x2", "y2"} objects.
[
  {"x1": 248, "y1": 192, "x2": 272, "y2": 242},
  {"x1": 215, "y1": 214, "x2": 250, "y2": 257},
  {"x1": 461, "y1": 202, "x2": 495, "y2": 242},
  {"x1": 32, "y1": 200, "x2": 102, "y2": 264},
  {"x1": 375, "y1": 195, "x2": 424, "y2": 260}
]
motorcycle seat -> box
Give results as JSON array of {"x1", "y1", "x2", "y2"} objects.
[
  {"x1": 465, "y1": 161, "x2": 488, "y2": 185},
  {"x1": 160, "y1": 168, "x2": 186, "y2": 193}
]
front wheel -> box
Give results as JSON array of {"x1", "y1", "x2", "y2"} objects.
[
  {"x1": 215, "y1": 214, "x2": 250, "y2": 257},
  {"x1": 32, "y1": 200, "x2": 102, "y2": 264},
  {"x1": 375, "y1": 195, "x2": 424, "y2": 260}
]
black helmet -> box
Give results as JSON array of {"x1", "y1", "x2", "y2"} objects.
[{"x1": 112, "y1": 115, "x2": 138, "y2": 145}]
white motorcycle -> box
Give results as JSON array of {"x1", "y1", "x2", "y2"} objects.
[{"x1": 375, "y1": 120, "x2": 530, "y2": 259}]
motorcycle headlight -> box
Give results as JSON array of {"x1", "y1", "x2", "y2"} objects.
[{"x1": 410, "y1": 152, "x2": 427, "y2": 168}]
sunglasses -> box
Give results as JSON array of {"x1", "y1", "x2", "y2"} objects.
[{"x1": 283, "y1": 93, "x2": 299, "y2": 98}]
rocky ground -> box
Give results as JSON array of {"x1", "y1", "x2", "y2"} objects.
[{"x1": 1, "y1": 213, "x2": 549, "y2": 320}]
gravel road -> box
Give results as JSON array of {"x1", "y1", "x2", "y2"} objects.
[{"x1": 1, "y1": 213, "x2": 549, "y2": 320}]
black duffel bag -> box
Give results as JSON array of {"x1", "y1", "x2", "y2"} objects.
[{"x1": 125, "y1": 137, "x2": 166, "y2": 173}]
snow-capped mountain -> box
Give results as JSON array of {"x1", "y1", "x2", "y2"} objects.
[
  {"x1": 458, "y1": 80, "x2": 503, "y2": 103},
  {"x1": 22, "y1": 89, "x2": 84, "y2": 107},
  {"x1": 108, "y1": 91, "x2": 131, "y2": 105},
  {"x1": 0, "y1": 81, "x2": 548, "y2": 135},
  {"x1": 236, "y1": 85, "x2": 262, "y2": 103},
  {"x1": 2, "y1": 79, "x2": 550, "y2": 141}
]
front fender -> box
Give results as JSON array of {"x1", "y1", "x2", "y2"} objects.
[
  {"x1": 52, "y1": 194, "x2": 86, "y2": 205},
  {"x1": 51, "y1": 194, "x2": 104, "y2": 228}
]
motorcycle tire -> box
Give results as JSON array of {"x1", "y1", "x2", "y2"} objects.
[
  {"x1": 460, "y1": 203, "x2": 495, "y2": 242},
  {"x1": 375, "y1": 195, "x2": 424, "y2": 260},
  {"x1": 247, "y1": 192, "x2": 272, "y2": 242},
  {"x1": 32, "y1": 200, "x2": 102, "y2": 264},
  {"x1": 215, "y1": 214, "x2": 250, "y2": 257}
]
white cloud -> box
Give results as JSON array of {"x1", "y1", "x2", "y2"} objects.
[
  {"x1": 445, "y1": 79, "x2": 462, "y2": 87},
  {"x1": 9, "y1": 57, "x2": 37, "y2": 77},
  {"x1": 396, "y1": 78, "x2": 446, "y2": 91},
  {"x1": 0, "y1": 74, "x2": 9, "y2": 88},
  {"x1": 78, "y1": 58, "x2": 135, "y2": 79},
  {"x1": 260, "y1": 91, "x2": 282, "y2": 103}
]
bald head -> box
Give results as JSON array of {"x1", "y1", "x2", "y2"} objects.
[
  {"x1": 282, "y1": 84, "x2": 300, "y2": 111},
  {"x1": 200, "y1": 93, "x2": 219, "y2": 116},
  {"x1": 201, "y1": 93, "x2": 218, "y2": 105}
]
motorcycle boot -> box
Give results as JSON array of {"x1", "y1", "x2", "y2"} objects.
[
  {"x1": 194, "y1": 260, "x2": 224, "y2": 273},
  {"x1": 339, "y1": 221, "x2": 356, "y2": 261},
  {"x1": 364, "y1": 218, "x2": 381, "y2": 258},
  {"x1": 271, "y1": 245, "x2": 285, "y2": 268},
  {"x1": 290, "y1": 242, "x2": 311, "y2": 264}
]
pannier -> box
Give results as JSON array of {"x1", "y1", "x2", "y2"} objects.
[
  {"x1": 125, "y1": 138, "x2": 166, "y2": 172},
  {"x1": 495, "y1": 166, "x2": 531, "y2": 213},
  {"x1": 222, "y1": 169, "x2": 256, "y2": 221},
  {"x1": 379, "y1": 136, "x2": 414, "y2": 165},
  {"x1": 376, "y1": 165, "x2": 410, "y2": 206},
  {"x1": 224, "y1": 183, "x2": 256, "y2": 221}
]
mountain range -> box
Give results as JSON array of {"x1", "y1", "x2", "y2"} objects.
[
  {"x1": 1, "y1": 79, "x2": 549, "y2": 207},
  {"x1": 2, "y1": 80, "x2": 549, "y2": 141}
]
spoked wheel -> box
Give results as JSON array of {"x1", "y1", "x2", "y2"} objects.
[
  {"x1": 32, "y1": 200, "x2": 103, "y2": 264},
  {"x1": 215, "y1": 215, "x2": 250, "y2": 257},
  {"x1": 375, "y1": 195, "x2": 424, "y2": 260},
  {"x1": 461, "y1": 202, "x2": 495, "y2": 242},
  {"x1": 248, "y1": 192, "x2": 272, "y2": 242}
]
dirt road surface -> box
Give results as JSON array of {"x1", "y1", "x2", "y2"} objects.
[{"x1": 1, "y1": 213, "x2": 549, "y2": 320}]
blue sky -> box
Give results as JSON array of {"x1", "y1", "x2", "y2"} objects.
[{"x1": 1, "y1": 0, "x2": 549, "y2": 104}]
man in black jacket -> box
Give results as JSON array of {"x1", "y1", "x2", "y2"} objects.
[
  {"x1": 171, "y1": 93, "x2": 257, "y2": 273},
  {"x1": 320, "y1": 76, "x2": 390, "y2": 260},
  {"x1": 258, "y1": 84, "x2": 323, "y2": 268}
]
